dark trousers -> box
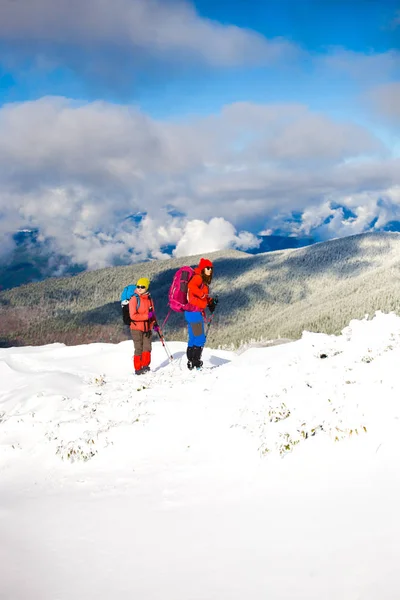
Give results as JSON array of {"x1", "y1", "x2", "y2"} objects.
[{"x1": 131, "y1": 330, "x2": 152, "y2": 356}]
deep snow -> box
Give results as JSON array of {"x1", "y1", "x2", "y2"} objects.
[{"x1": 1, "y1": 312, "x2": 400, "y2": 600}]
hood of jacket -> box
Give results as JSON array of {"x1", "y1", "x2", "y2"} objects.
[{"x1": 197, "y1": 258, "x2": 213, "y2": 271}]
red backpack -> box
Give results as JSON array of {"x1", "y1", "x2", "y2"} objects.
[{"x1": 168, "y1": 266, "x2": 195, "y2": 312}]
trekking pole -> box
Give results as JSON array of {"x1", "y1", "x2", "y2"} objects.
[
  {"x1": 205, "y1": 296, "x2": 219, "y2": 340},
  {"x1": 205, "y1": 313, "x2": 215, "y2": 339},
  {"x1": 152, "y1": 306, "x2": 174, "y2": 362},
  {"x1": 155, "y1": 326, "x2": 174, "y2": 362}
]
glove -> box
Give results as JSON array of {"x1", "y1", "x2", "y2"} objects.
[
  {"x1": 148, "y1": 311, "x2": 155, "y2": 320},
  {"x1": 153, "y1": 323, "x2": 160, "y2": 333},
  {"x1": 208, "y1": 297, "x2": 218, "y2": 313}
]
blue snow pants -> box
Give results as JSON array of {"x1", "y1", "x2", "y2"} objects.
[{"x1": 184, "y1": 311, "x2": 206, "y2": 347}]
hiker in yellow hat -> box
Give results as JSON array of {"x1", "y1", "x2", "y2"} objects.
[{"x1": 129, "y1": 277, "x2": 158, "y2": 375}]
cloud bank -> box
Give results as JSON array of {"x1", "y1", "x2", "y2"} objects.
[
  {"x1": 0, "y1": 0, "x2": 296, "y2": 81},
  {"x1": 0, "y1": 96, "x2": 399, "y2": 269},
  {"x1": 369, "y1": 82, "x2": 400, "y2": 122}
]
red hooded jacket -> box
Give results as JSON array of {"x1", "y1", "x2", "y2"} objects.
[{"x1": 187, "y1": 258, "x2": 213, "y2": 310}]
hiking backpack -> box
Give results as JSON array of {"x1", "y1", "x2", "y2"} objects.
[
  {"x1": 168, "y1": 266, "x2": 195, "y2": 312},
  {"x1": 120, "y1": 285, "x2": 140, "y2": 325}
]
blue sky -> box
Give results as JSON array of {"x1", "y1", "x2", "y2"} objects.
[
  {"x1": 1, "y1": 0, "x2": 399, "y2": 113},
  {"x1": 0, "y1": 0, "x2": 399, "y2": 268},
  {"x1": 195, "y1": 0, "x2": 400, "y2": 51}
]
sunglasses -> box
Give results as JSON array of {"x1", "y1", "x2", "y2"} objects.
[
  {"x1": 136, "y1": 285, "x2": 147, "y2": 289},
  {"x1": 204, "y1": 267, "x2": 213, "y2": 271}
]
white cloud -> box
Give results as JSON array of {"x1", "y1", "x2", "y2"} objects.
[
  {"x1": 173, "y1": 218, "x2": 259, "y2": 257},
  {"x1": 280, "y1": 186, "x2": 400, "y2": 242},
  {"x1": 299, "y1": 202, "x2": 335, "y2": 235},
  {"x1": 0, "y1": 97, "x2": 398, "y2": 267},
  {"x1": 369, "y1": 82, "x2": 400, "y2": 123},
  {"x1": 256, "y1": 113, "x2": 382, "y2": 162},
  {"x1": 0, "y1": 0, "x2": 296, "y2": 70},
  {"x1": 319, "y1": 49, "x2": 400, "y2": 82}
]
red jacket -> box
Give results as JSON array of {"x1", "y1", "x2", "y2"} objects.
[
  {"x1": 187, "y1": 258, "x2": 213, "y2": 310},
  {"x1": 129, "y1": 293, "x2": 155, "y2": 332}
]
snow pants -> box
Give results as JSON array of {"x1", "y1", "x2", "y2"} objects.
[{"x1": 184, "y1": 311, "x2": 206, "y2": 347}]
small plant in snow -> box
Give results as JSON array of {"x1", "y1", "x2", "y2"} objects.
[
  {"x1": 297, "y1": 422, "x2": 325, "y2": 440},
  {"x1": 45, "y1": 430, "x2": 58, "y2": 442},
  {"x1": 328, "y1": 424, "x2": 368, "y2": 442},
  {"x1": 268, "y1": 402, "x2": 291, "y2": 423},
  {"x1": 56, "y1": 438, "x2": 98, "y2": 462},
  {"x1": 258, "y1": 442, "x2": 271, "y2": 456},
  {"x1": 277, "y1": 432, "x2": 301, "y2": 456},
  {"x1": 361, "y1": 355, "x2": 373, "y2": 363}
]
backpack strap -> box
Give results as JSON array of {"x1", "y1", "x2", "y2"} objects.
[
  {"x1": 126, "y1": 292, "x2": 141, "y2": 326},
  {"x1": 130, "y1": 292, "x2": 141, "y2": 311},
  {"x1": 135, "y1": 292, "x2": 141, "y2": 310}
]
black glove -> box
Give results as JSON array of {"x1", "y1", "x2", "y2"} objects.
[{"x1": 208, "y1": 297, "x2": 218, "y2": 313}]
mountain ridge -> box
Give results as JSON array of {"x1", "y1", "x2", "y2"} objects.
[
  {"x1": 1, "y1": 231, "x2": 400, "y2": 348},
  {"x1": 0, "y1": 230, "x2": 314, "y2": 291}
]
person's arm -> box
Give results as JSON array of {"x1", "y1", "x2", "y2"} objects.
[
  {"x1": 188, "y1": 275, "x2": 209, "y2": 305},
  {"x1": 208, "y1": 296, "x2": 218, "y2": 313},
  {"x1": 148, "y1": 299, "x2": 156, "y2": 323}
]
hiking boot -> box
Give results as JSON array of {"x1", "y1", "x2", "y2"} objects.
[
  {"x1": 135, "y1": 368, "x2": 145, "y2": 375},
  {"x1": 141, "y1": 365, "x2": 151, "y2": 373},
  {"x1": 192, "y1": 346, "x2": 203, "y2": 369},
  {"x1": 186, "y1": 346, "x2": 195, "y2": 370},
  {"x1": 141, "y1": 351, "x2": 151, "y2": 373}
]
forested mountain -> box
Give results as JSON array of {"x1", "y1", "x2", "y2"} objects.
[{"x1": 1, "y1": 232, "x2": 400, "y2": 348}]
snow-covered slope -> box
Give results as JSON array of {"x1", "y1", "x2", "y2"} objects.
[{"x1": 1, "y1": 312, "x2": 400, "y2": 599}]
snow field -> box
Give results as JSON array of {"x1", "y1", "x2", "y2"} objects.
[{"x1": 1, "y1": 311, "x2": 400, "y2": 599}]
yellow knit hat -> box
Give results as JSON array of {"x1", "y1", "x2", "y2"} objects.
[{"x1": 136, "y1": 277, "x2": 150, "y2": 289}]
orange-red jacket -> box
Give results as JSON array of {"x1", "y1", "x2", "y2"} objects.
[
  {"x1": 188, "y1": 270, "x2": 210, "y2": 310},
  {"x1": 129, "y1": 293, "x2": 155, "y2": 332}
]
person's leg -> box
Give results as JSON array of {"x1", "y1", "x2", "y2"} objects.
[
  {"x1": 185, "y1": 312, "x2": 196, "y2": 369},
  {"x1": 191, "y1": 345, "x2": 204, "y2": 369},
  {"x1": 186, "y1": 346, "x2": 195, "y2": 370},
  {"x1": 184, "y1": 311, "x2": 206, "y2": 369},
  {"x1": 141, "y1": 332, "x2": 152, "y2": 372},
  {"x1": 131, "y1": 330, "x2": 144, "y2": 374}
]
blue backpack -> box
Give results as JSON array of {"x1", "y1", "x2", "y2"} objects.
[{"x1": 120, "y1": 285, "x2": 140, "y2": 325}]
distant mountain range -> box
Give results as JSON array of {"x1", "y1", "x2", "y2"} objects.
[
  {"x1": 0, "y1": 229, "x2": 314, "y2": 291},
  {"x1": 1, "y1": 231, "x2": 400, "y2": 349},
  {"x1": 0, "y1": 230, "x2": 84, "y2": 291}
]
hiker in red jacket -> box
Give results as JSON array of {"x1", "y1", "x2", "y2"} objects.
[
  {"x1": 185, "y1": 258, "x2": 218, "y2": 370},
  {"x1": 129, "y1": 277, "x2": 158, "y2": 375}
]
